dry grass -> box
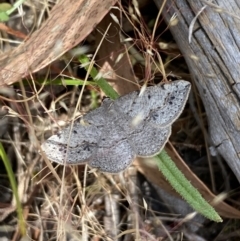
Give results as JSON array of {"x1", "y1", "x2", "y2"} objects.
[{"x1": 0, "y1": 0, "x2": 239, "y2": 241}]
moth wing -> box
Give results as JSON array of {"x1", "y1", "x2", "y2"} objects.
[
  {"x1": 147, "y1": 80, "x2": 191, "y2": 127},
  {"x1": 88, "y1": 121, "x2": 136, "y2": 173},
  {"x1": 89, "y1": 139, "x2": 135, "y2": 173},
  {"x1": 111, "y1": 90, "x2": 149, "y2": 121},
  {"x1": 111, "y1": 80, "x2": 190, "y2": 130},
  {"x1": 41, "y1": 122, "x2": 100, "y2": 164},
  {"x1": 41, "y1": 102, "x2": 109, "y2": 164},
  {"x1": 129, "y1": 122, "x2": 171, "y2": 157}
]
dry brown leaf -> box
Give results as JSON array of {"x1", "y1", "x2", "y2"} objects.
[
  {"x1": 95, "y1": 11, "x2": 139, "y2": 95},
  {"x1": 0, "y1": 0, "x2": 118, "y2": 86}
]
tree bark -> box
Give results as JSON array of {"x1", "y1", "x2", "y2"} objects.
[{"x1": 154, "y1": 0, "x2": 240, "y2": 182}]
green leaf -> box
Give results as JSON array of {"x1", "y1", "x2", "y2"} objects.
[
  {"x1": 0, "y1": 3, "x2": 11, "y2": 22},
  {"x1": 0, "y1": 3, "x2": 12, "y2": 12},
  {"x1": 0, "y1": 11, "x2": 9, "y2": 22},
  {"x1": 156, "y1": 150, "x2": 222, "y2": 222}
]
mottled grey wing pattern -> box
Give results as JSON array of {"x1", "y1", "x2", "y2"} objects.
[
  {"x1": 89, "y1": 122, "x2": 136, "y2": 173},
  {"x1": 147, "y1": 82, "x2": 191, "y2": 127},
  {"x1": 129, "y1": 123, "x2": 171, "y2": 157},
  {"x1": 112, "y1": 81, "x2": 190, "y2": 128},
  {"x1": 41, "y1": 100, "x2": 111, "y2": 164},
  {"x1": 41, "y1": 80, "x2": 191, "y2": 173}
]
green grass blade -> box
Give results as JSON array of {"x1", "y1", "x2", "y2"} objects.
[
  {"x1": 6, "y1": 0, "x2": 25, "y2": 15},
  {"x1": 36, "y1": 78, "x2": 98, "y2": 86},
  {"x1": 78, "y1": 55, "x2": 119, "y2": 100},
  {"x1": 0, "y1": 143, "x2": 26, "y2": 234}
]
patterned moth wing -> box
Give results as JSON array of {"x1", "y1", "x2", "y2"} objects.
[
  {"x1": 41, "y1": 80, "x2": 191, "y2": 173},
  {"x1": 41, "y1": 98, "x2": 112, "y2": 164},
  {"x1": 111, "y1": 80, "x2": 191, "y2": 128}
]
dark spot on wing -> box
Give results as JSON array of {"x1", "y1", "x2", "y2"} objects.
[
  {"x1": 73, "y1": 130, "x2": 78, "y2": 134},
  {"x1": 161, "y1": 84, "x2": 166, "y2": 90},
  {"x1": 83, "y1": 144, "x2": 91, "y2": 151},
  {"x1": 151, "y1": 113, "x2": 159, "y2": 120},
  {"x1": 148, "y1": 94, "x2": 151, "y2": 99}
]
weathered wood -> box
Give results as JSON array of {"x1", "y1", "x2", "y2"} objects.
[{"x1": 154, "y1": 0, "x2": 240, "y2": 182}]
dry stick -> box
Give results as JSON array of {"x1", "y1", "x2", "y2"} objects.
[{"x1": 0, "y1": 0, "x2": 118, "y2": 86}]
